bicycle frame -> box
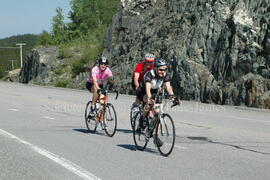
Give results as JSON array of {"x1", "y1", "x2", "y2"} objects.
[
  {"x1": 96, "y1": 90, "x2": 118, "y2": 123},
  {"x1": 96, "y1": 95, "x2": 108, "y2": 123},
  {"x1": 145, "y1": 89, "x2": 166, "y2": 135}
]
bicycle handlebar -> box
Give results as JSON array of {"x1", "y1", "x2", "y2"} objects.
[{"x1": 97, "y1": 89, "x2": 119, "y2": 100}]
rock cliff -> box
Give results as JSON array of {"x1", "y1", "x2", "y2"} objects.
[{"x1": 104, "y1": 0, "x2": 270, "y2": 108}]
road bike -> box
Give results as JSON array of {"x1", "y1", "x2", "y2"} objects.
[
  {"x1": 85, "y1": 89, "x2": 118, "y2": 137},
  {"x1": 132, "y1": 89, "x2": 179, "y2": 156}
]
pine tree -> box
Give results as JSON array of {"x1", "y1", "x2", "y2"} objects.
[{"x1": 52, "y1": 7, "x2": 68, "y2": 44}]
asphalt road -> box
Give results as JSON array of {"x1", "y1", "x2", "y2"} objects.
[{"x1": 0, "y1": 81, "x2": 269, "y2": 180}]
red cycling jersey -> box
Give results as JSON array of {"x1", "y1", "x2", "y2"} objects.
[{"x1": 134, "y1": 62, "x2": 154, "y2": 83}]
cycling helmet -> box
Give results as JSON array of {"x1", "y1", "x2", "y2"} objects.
[
  {"x1": 154, "y1": 58, "x2": 167, "y2": 67},
  {"x1": 99, "y1": 56, "x2": 109, "y2": 65},
  {"x1": 145, "y1": 53, "x2": 155, "y2": 62}
]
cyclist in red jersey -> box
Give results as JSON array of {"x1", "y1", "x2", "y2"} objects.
[{"x1": 131, "y1": 53, "x2": 155, "y2": 106}]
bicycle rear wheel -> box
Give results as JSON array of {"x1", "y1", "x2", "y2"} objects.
[
  {"x1": 130, "y1": 109, "x2": 135, "y2": 128},
  {"x1": 85, "y1": 101, "x2": 97, "y2": 133},
  {"x1": 132, "y1": 112, "x2": 148, "y2": 151},
  {"x1": 103, "y1": 103, "x2": 117, "y2": 137},
  {"x1": 155, "y1": 113, "x2": 175, "y2": 157},
  {"x1": 130, "y1": 107, "x2": 137, "y2": 128}
]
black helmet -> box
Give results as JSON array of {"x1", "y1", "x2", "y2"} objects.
[
  {"x1": 99, "y1": 56, "x2": 109, "y2": 65},
  {"x1": 154, "y1": 58, "x2": 167, "y2": 67}
]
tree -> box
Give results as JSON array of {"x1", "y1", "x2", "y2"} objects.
[
  {"x1": 52, "y1": 7, "x2": 68, "y2": 44},
  {"x1": 68, "y1": 0, "x2": 119, "y2": 38},
  {"x1": 36, "y1": 30, "x2": 53, "y2": 46}
]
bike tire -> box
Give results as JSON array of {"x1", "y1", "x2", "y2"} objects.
[
  {"x1": 155, "y1": 113, "x2": 175, "y2": 157},
  {"x1": 103, "y1": 103, "x2": 117, "y2": 137},
  {"x1": 132, "y1": 112, "x2": 148, "y2": 151},
  {"x1": 85, "y1": 101, "x2": 97, "y2": 133}
]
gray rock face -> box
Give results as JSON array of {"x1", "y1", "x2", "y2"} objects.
[
  {"x1": 104, "y1": 0, "x2": 270, "y2": 108},
  {"x1": 19, "y1": 46, "x2": 58, "y2": 85}
]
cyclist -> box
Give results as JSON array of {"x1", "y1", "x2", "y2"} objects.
[
  {"x1": 131, "y1": 53, "x2": 155, "y2": 107},
  {"x1": 137, "y1": 58, "x2": 179, "y2": 147},
  {"x1": 86, "y1": 56, "x2": 113, "y2": 116}
]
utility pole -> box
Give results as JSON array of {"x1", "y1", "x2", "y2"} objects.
[
  {"x1": 9, "y1": 60, "x2": 16, "y2": 70},
  {"x1": 16, "y1": 43, "x2": 26, "y2": 68}
]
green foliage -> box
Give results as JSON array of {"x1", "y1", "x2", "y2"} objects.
[
  {"x1": 52, "y1": 7, "x2": 69, "y2": 44},
  {"x1": 71, "y1": 47, "x2": 103, "y2": 77},
  {"x1": 55, "y1": 79, "x2": 69, "y2": 88},
  {"x1": 58, "y1": 44, "x2": 73, "y2": 58},
  {"x1": 0, "y1": 34, "x2": 38, "y2": 78},
  {"x1": 68, "y1": 0, "x2": 119, "y2": 38},
  {"x1": 36, "y1": 31, "x2": 54, "y2": 46}
]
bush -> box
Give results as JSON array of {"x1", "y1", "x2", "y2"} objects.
[
  {"x1": 36, "y1": 31, "x2": 54, "y2": 46},
  {"x1": 71, "y1": 34, "x2": 104, "y2": 77},
  {"x1": 55, "y1": 79, "x2": 69, "y2": 88},
  {"x1": 58, "y1": 45, "x2": 72, "y2": 58}
]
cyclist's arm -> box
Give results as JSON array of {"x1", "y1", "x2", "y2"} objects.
[
  {"x1": 165, "y1": 82, "x2": 174, "y2": 96},
  {"x1": 133, "y1": 72, "x2": 140, "y2": 89},
  {"x1": 92, "y1": 75, "x2": 100, "y2": 90},
  {"x1": 145, "y1": 82, "x2": 152, "y2": 103}
]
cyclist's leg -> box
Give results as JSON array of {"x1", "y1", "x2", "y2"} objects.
[
  {"x1": 131, "y1": 86, "x2": 142, "y2": 109},
  {"x1": 152, "y1": 103, "x2": 163, "y2": 147},
  {"x1": 134, "y1": 92, "x2": 147, "y2": 131},
  {"x1": 86, "y1": 82, "x2": 95, "y2": 112},
  {"x1": 91, "y1": 85, "x2": 99, "y2": 105},
  {"x1": 97, "y1": 84, "x2": 105, "y2": 104}
]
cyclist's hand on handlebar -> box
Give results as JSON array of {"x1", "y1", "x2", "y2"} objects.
[
  {"x1": 173, "y1": 97, "x2": 180, "y2": 105},
  {"x1": 169, "y1": 95, "x2": 180, "y2": 107},
  {"x1": 147, "y1": 98, "x2": 154, "y2": 105}
]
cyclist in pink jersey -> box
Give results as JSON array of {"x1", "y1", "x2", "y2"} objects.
[{"x1": 86, "y1": 56, "x2": 113, "y2": 116}]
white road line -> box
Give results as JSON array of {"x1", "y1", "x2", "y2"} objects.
[
  {"x1": 0, "y1": 128, "x2": 101, "y2": 180},
  {"x1": 8, "y1": 108, "x2": 18, "y2": 111},
  {"x1": 43, "y1": 116, "x2": 55, "y2": 120}
]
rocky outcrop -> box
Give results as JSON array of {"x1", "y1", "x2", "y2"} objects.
[
  {"x1": 19, "y1": 46, "x2": 88, "y2": 89},
  {"x1": 19, "y1": 46, "x2": 58, "y2": 85},
  {"x1": 104, "y1": 0, "x2": 270, "y2": 108},
  {"x1": 2, "y1": 69, "x2": 21, "y2": 82}
]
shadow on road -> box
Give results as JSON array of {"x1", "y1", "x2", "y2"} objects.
[
  {"x1": 73, "y1": 129, "x2": 89, "y2": 134},
  {"x1": 117, "y1": 144, "x2": 159, "y2": 155},
  {"x1": 116, "y1": 128, "x2": 133, "y2": 134},
  {"x1": 117, "y1": 144, "x2": 136, "y2": 151},
  {"x1": 73, "y1": 128, "x2": 107, "y2": 136},
  {"x1": 185, "y1": 136, "x2": 270, "y2": 155}
]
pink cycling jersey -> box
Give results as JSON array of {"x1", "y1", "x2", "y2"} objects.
[{"x1": 87, "y1": 66, "x2": 113, "y2": 85}]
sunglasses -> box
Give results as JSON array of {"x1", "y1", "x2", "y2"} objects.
[
  {"x1": 100, "y1": 63, "x2": 107, "y2": 66},
  {"x1": 158, "y1": 68, "x2": 167, "y2": 72}
]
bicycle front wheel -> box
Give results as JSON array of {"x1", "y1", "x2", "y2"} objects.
[
  {"x1": 103, "y1": 103, "x2": 117, "y2": 137},
  {"x1": 155, "y1": 113, "x2": 175, "y2": 157},
  {"x1": 85, "y1": 101, "x2": 97, "y2": 133},
  {"x1": 133, "y1": 112, "x2": 148, "y2": 151}
]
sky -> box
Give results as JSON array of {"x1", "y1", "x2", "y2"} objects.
[{"x1": 0, "y1": 0, "x2": 71, "y2": 39}]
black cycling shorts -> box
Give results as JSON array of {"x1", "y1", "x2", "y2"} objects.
[
  {"x1": 136, "y1": 88, "x2": 158, "y2": 102},
  {"x1": 86, "y1": 82, "x2": 103, "y2": 92}
]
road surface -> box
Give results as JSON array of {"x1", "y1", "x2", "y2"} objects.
[{"x1": 0, "y1": 81, "x2": 269, "y2": 180}]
